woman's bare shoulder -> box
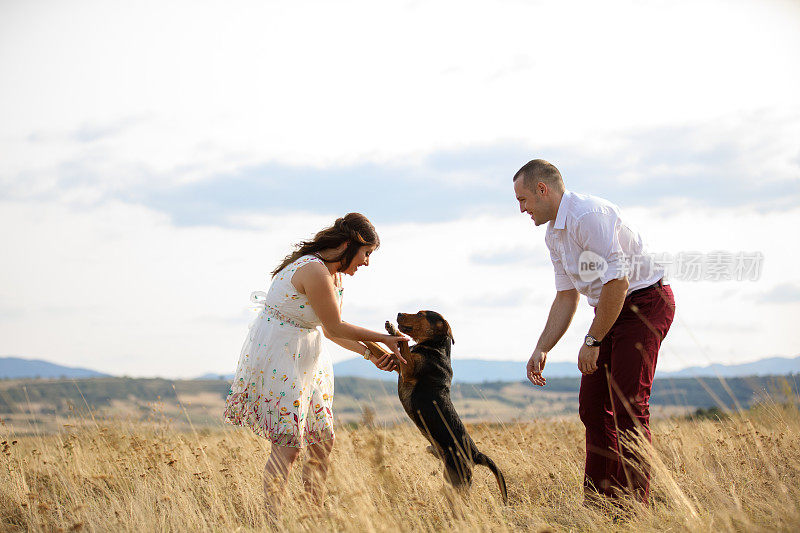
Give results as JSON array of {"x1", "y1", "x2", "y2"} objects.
[{"x1": 291, "y1": 258, "x2": 332, "y2": 293}]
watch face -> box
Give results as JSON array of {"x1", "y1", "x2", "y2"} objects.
[{"x1": 585, "y1": 336, "x2": 595, "y2": 346}]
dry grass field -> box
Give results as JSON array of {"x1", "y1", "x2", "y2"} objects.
[{"x1": 2, "y1": 396, "x2": 799, "y2": 532}]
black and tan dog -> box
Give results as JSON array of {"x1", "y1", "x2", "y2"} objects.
[{"x1": 384, "y1": 310, "x2": 508, "y2": 503}]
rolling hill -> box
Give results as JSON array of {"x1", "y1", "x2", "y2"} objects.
[
  {"x1": 0, "y1": 356, "x2": 110, "y2": 379},
  {"x1": 4, "y1": 354, "x2": 799, "y2": 383},
  {"x1": 330, "y1": 355, "x2": 800, "y2": 383}
]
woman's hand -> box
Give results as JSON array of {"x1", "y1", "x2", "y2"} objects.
[
  {"x1": 370, "y1": 350, "x2": 397, "y2": 372},
  {"x1": 381, "y1": 334, "x2": 410, "y2": 364}
]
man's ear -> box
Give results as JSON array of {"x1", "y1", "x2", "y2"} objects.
[{"x1": 538, "y1": 181, "x2": 547, "y2": 195}]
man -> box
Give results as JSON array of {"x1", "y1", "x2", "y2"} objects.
[{"x1": 513, "y1": 159, "x2": 675, "y2": 504}]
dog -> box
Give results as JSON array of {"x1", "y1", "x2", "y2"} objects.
[{"x1": 383, "y1": 310, "x2": 508, "y2": 503}]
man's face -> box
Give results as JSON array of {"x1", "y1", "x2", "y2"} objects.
[{"x1": 514, "y1": 178, "x2": 548, "y2": 226}]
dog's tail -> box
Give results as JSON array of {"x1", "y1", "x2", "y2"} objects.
[{"x1": 475, "y1": 452, "x2": 508, "y2": 504}]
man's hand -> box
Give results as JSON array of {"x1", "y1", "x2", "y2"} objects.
[
  {"x1": 578, "y1": 344, "x2": 600, "y2": 375},
  {"x1": 528, "y1": 289, "x2": 579, "y2": 387},
  {"x1": 527, "y1": 350, "x2": 547, "y2": 386}
]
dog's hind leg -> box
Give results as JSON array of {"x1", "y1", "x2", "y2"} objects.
[
  {"x1": 443, "y1": 452, "x2": 473, "y2": 491},
  {"x1": 475, "y1": 452, "x2": 508, "y2": 504}
]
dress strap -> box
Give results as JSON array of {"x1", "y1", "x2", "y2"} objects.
[{"x1": 293, "y1": 254, "x2": 325, "y2": 269}]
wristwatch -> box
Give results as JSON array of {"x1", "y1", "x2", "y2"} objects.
[
  {"x1": 584, "y1": 334, "x2": 602, "y2": 347},
  {"x1": 363, "y1": 347, "x2": 372, "y2": 360}
]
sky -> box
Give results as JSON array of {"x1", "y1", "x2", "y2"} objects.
[{"x1": 1, "y1": 0, "x2": 799, "y2": 378}]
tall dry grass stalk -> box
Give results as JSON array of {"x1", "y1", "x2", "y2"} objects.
[{"x1": 1, "y1": 398, "x2": 799, "y2": 532}]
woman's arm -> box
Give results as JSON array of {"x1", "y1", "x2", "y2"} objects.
[
  {"x1": 293, "y1": 261, "x2": 408, "y2": 359},
  {"x1": 322, "y1": 328, "x2": 396, "y2": 371}
]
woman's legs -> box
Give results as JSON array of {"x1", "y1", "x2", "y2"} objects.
[
  {"x1": 263, "y1": 444, "x2": 301, "y2": 510},
  {"x1": 302, "y1": 438, "x2": 334, "y2": 505},
  {"x1": 262, "y1": 438, "x2": 335, "y2": 510}
]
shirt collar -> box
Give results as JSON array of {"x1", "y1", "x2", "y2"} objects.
[{"x1": 552, "y1": 190, "x2": 570, "y2": 230}]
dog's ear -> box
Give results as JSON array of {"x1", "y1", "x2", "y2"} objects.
[{"x1": 437, "y1": 317, "x2": 454, "y2": 345}]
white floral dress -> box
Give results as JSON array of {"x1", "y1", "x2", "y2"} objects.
[{"x1": 223, "y1": 255, "x2": 341, "y2": 447}]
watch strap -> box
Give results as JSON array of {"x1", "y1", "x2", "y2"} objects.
[{"x1": 585, "y1": 334, "x2": 601, "y2": 347}]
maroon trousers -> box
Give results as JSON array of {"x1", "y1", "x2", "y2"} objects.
[{"x1": 578, "y1": 282, "x2": 675, "y2": 503}]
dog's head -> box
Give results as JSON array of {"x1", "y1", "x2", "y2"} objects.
[{"x1": 396, "y1": 310, "x2": 454, "y2": 345}]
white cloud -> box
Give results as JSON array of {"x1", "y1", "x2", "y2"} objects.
[
  {"x1": 1, "y1": 198, "x2": 798, "y2": 378},
  {"x1": 1, "y1": 0, "x2": 798, "y2": 378},
  {"x1": 1, "y1": 0, "x2": 798, "y2": 179}
]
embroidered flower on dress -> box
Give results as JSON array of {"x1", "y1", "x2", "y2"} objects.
[{"x1": 222, "y1": 254, "x2": 335, "y2": 448}]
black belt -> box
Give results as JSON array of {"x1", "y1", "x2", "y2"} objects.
[{"x1": 628, "y1": 278, "x2": 664, "y2": 297}]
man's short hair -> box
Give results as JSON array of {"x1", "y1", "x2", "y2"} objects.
[{"x1": 513, "y1": 159, "x2": 565, "y2": 193}]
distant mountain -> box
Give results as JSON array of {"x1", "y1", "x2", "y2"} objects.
[
  {"x1": 12, "y1": 352, "x2": 791, "y2": 383},
  {"x1": 658, "y1": 355, "x2": 800, "y2": 378},
  {"x1": 0, "y1": 357, "x2": 110, "y2": 379},
  {"x1": 331, "y1": 354, "x2": 800, "y2": 383},
  {"x1": 332, "y1": 357, "x2": 580, "y2": 383},
  {"x1": 10, "y1": 352, "x2": 794, "y2": 383},
  {"x1": 197, "y1": 373, "x2": 234, "y2": 381}
]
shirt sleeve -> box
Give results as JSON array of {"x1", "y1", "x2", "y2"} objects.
[
  {"x1": 574, "y1": 210, "x2": 627, "y2": 284},
  {"x1": 547, "y1": 237, "x2": 575, "y2": 291}
]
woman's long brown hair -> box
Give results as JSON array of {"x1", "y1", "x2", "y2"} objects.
[{"x1": 271, "y1": 213, "x2": 380, "y2": 277}]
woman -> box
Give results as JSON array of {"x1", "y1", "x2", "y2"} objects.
[{"x1": 223, "y1": 212, "x2": 407, "y2": 510}]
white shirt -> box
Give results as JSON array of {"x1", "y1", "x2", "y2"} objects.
[{"x1": 545, "y1": 190, "x2": 664, "y2": 307}]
